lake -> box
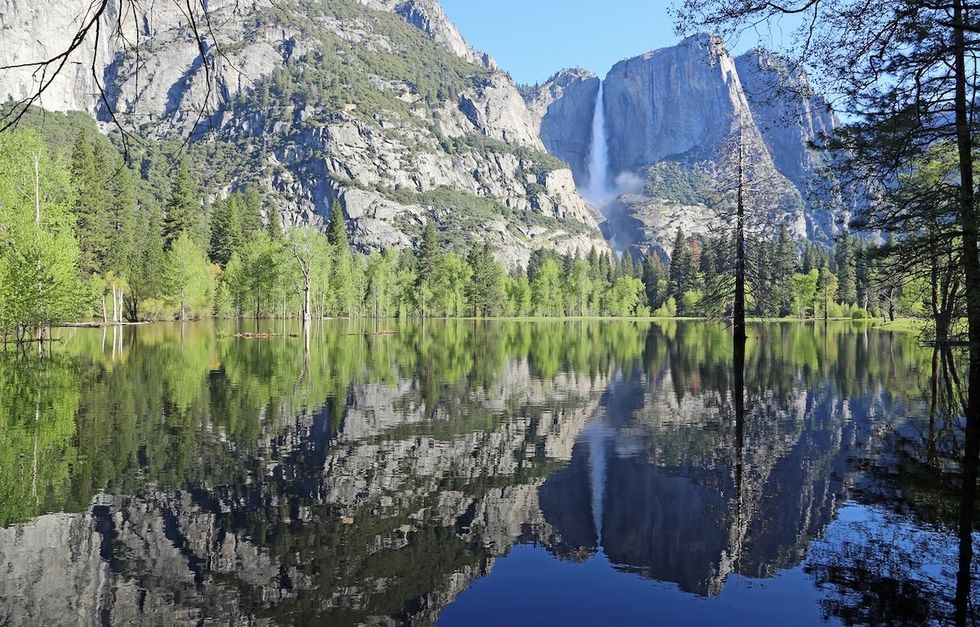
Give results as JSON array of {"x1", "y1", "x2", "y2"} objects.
[{"x1": 0, "y1": 320, "x2": 976, "y2": 625}]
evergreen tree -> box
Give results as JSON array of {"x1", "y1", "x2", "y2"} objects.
[
  {"x1": 774, "y1": 225, "x2": 798, "y2": 315},
  {"x1": 266, "y1": 204, "x2": 283, "y2": 240},
  {"x1": 162, "y1": 156, "x2": 201, "y2": 250},
  {"x1": 327, "y1": 200, "x2": 349, "y2": 248},
  {"x1": 642, "y1": 254, "x2": 666, "y2": 310},
  {"x1": 70, "y1": 131, "x2": 112, "y2": 278},
  {"x1": 414, "y1": 219, "x2": 440, "y2": 316},
  {"x1": 210, "y1": 195, "x2": 244, "y2": 266},
  {"x1": 240, "y1": 186, "x2": 263, "y2": 236},
  {"x1": 835, "y1": 236, "x2": 857, "y2": 305},
  {"x1": 621, "y1": 250, "x2": 637, "y2": 279},
  {"x1": 587, "y1": 246, "x2": 600, "y2": 279},
  {"x1": 668, "y1": 228, "x2": 696, "y2": 299},
  {"x1": 855, "y1": 239, "x2": 872, "y2": 310},
  {"x1": 126, "y1": 203, "x2": 166, "y2": 321},
  {"x1": 466, "y1": 243, "x2": 505, "y2": 317},
  {"x1": 417, "y1": 219, "x2": 439, "y2": 278}
]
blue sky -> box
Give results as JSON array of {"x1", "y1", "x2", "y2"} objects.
[
  {"x1": 440, "y1": 0, "x2": 677, "y2": 85},
  {"x1": 440, "y1": 1, "x2": 797, "y2": 85}
]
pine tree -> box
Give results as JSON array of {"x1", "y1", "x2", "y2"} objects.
[
  {"x1": 587, "y1": 245, "x2": 600, "y2": 279},
  {"x1": 107, "y1": 164, "x2": 138, "y2": 279},
  {"x1": 209, "y1": 195, "x2": 244, "y2": 266},
  {"x1": 642, "y1": 254, "x2": 666, "y2": 310},
  {"x1": 621, "y1": 250, "x2": 636, "y2": 279},
  {"x1": 162, "y1": 156, "x2": 201, "y2": 250},
  {"x1": 773, "y1": 225, "x2": 798, "y2": 315},
  {"x1": 240, "y1": 186, "x2": 263, "y2": 237},
  {"x1": 835, "y1": 236, "x2": 857, "y2": 305},
  {"x1": 668, "y1": 228, "x2": 696, "y2": 299},
  {"x1": 417, "y1": 219, "x2": 439, "y2": 278},
  {"x1": 266, "y1": 204, "x2": 283, "y2": 240},
  {"x1": 466, "y1": 243, "x2": 505, "y2": 317},
  {"x1": 127, "y1": 204, "x2": 167, "y2": 321},
  {"x1": 327, "y1": 200, "x2": 349, "y2": 248},
  {"x1": 326, "y1": 201, "x2": 356, "y2": 318},
  {"x1": 70, "y1": 132, "x2": 112, "y2": 278}
]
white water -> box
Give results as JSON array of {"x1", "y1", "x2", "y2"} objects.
[
  {"x1": 586, "y1": 424, "x2": 608, "y2": 549},
  {"x1": 584, "y1": 81, "x2": 612, "y2": 207}
]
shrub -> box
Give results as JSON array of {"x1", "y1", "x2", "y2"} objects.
[
  {"x1": 654, "y1": 297, "x2": 678, "y2": 318},
  {"x1": 850, "y1": 306, "x2": 873, "y2": 320},
  {"x1": 680, "y1": 290, "x2": 702, "y2": 316}
]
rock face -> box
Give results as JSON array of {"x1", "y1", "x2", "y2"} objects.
[
  {"x1": 734, "y1": 49, "x2": 849, "y2": 239},
  {"x1": 529, "y1": 35, "x2": 848, "y2": 252},
  {"x1": 0, "y1": 0, "x2": 608, "y2": 268},
  {"x1": 525, "y1": 69, "x2": 600, "y2": 189},
  {"x1": 603, "y1": 35, "x2": 752, "y2": 173}
]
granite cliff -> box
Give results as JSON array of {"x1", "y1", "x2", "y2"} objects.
[
  {"x1": 0, "y1": 0, "x2": 608, "y2": 268},
  {"x1": 528, "y1": 35, "x2": 848, "y2": 253}
]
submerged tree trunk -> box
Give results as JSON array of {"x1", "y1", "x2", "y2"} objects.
[{"x1": 952, "y1": 3, "x2": 980, "y2": 622}]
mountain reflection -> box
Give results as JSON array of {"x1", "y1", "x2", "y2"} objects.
[{"x1": 0, "y1": 321, "x2": 976, "y2": 625}]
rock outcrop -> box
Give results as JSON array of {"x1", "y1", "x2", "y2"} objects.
[{"x1": 0, "y1": 0, "x2": 608, "y2": 268}]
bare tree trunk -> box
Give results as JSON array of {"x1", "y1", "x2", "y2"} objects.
[
  {"x1": 733, "y1": 137, "x2": 746, "y2": 346},
  {"x1": 303, "y1": 276, "x2": 312, "y2": 321}
]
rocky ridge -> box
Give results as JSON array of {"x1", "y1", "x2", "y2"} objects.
[{"x1": 0, "y1": 0, "x2": 609, "y2": 268}]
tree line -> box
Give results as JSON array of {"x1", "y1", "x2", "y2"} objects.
[{"x1": 1, "y1": 125, "x2": 929, "y2": 343}]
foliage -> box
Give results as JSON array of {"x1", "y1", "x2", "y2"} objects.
[{"x1": 0, "y1": 130, "x2": 83, "y2": 338}]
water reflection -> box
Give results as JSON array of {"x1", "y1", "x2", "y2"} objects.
[{"x1": 0, "y1": 321, "x2": 976, "y2": 625}]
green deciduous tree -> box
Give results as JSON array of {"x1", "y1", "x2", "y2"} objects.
[
  {"x1": 287, "y1": 226, "x2": 330, "y2": 321},
  {"x1": 531, "y1": 258, "x2": 564, "y2": 316},
  {"x1": 163, "y1": 232, "x2": 214, "y2": 320},
  {"x1": 0, "y1": 130, "x2": 83, "y2": 341},
  {"x1": 431, "y1": 252, "x2": 471, "y2": 317}
]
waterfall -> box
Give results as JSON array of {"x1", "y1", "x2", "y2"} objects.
[
  {"x1": 585, "y1": 80, "x2": 611, "y2": 206},
  {"x1": 586, "y1": 425, "x2": 608, "y2": 549}
]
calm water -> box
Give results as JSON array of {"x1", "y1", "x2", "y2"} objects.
[{"x1": 0, "y1": 320, "x2": 977, "y2": 625}]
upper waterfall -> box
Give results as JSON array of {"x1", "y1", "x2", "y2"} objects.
[{"x1": 584, "y1": 80, "x2": 612, "y2": 207}]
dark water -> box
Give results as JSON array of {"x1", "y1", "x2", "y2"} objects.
[{"x1": 0, "y1": 320, "x2": 977, "y2": 625}]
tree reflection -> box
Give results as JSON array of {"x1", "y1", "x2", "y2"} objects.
[
  {"x1": 0, "y1": 320, "x2": 970, "y2": 624},
  {"x1": 805, "y1": 346, "x2": 979, "y2": 625}
]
